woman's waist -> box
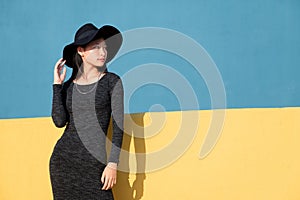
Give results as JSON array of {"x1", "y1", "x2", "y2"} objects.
[{"x1": 66, "y1": 120, "x2": 109, "y2": 134}]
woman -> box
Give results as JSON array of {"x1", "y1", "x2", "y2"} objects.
[{"x1": 50, "y1": 23, "x2": 124, "y2": 200}]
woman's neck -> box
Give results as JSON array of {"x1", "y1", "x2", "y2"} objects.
[
  {"x1": 81, "y1": 65, "x2": 99, "y2": 78},
  {"x1": 75, "y1": 63, "x2": 102, "y2": 84}
]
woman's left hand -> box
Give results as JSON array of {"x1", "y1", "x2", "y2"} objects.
[{"x1": 101, "y1": 163, "x2": 117, "y2": 190}]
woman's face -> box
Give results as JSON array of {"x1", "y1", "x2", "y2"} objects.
[{"x1": 78, "y1": 38, "x2": 107, "y2": 67}]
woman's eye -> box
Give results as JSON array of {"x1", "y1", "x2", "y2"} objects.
[{"x1": 93, "y1": 45, "x2": 107, "y2": 49}]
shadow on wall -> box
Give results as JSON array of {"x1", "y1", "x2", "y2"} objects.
[{"x1": 108, "y1": 113, "x2": 146, "y2": 200}]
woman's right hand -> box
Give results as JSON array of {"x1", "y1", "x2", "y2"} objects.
[{"x1": 53, "y1": 58, "x2": 67, "y2": 84}]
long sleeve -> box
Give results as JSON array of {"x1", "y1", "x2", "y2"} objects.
[
  {"x1": 51, "y1": 84, "x2": 69, "y2": 128},
  {"x1": 108, "y1": 75, "x2": 124, "y2": 164}
]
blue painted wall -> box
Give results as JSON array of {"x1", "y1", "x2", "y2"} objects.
[{"x1": 0, "y1": 0, "x2": 299, "y2": 118}]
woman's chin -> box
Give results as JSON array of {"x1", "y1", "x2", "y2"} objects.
[{"x1": 96, "y1": 64, "x2": 107, "y2": 70}]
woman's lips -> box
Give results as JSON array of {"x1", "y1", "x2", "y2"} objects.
[{"x1": 98, "y1": 58, "x2": 106, "y2": 62}]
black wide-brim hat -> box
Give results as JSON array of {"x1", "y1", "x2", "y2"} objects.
[{"x1": 63, "y1": 23, "x2": 122, "y2": 68}]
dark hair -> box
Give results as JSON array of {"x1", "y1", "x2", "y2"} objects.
[{"x1": 70, "y1": 52, "x2": 81, "y2": 80}]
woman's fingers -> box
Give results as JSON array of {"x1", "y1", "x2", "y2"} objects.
[
  {"x1": 54, "y1": 58, "x2": 63, "y2": 70},
  {"x1": 54, "y1": 59, "x2": 66, "y2": 73},
  {"x1": 60, "y1": 66, "x2": 67, "y2": 80},
  {"x1": 102, "y1": 176, "x2": 113, "y2": 190},
  {"x1": 102, "y1": 175, "x2": 108, "y2": 190},
  {"x1": 53, "y1": 58, "x2": 66, "y2": 84},
  {"x1": 105, "y1": 177, "x2": 115, "y2": 190},
  {"x1": 60, "y1": 60, "x2": 66, "y2": 68},
  {"x1": 57, "y1": 60, "x2": 66, "y2": 73},
  {"x1": 101, "y1": 172, "x2": 105, "y2": 184},
  {"x1": 101, "y1": 167, "x2": 117, "y2": 190}
]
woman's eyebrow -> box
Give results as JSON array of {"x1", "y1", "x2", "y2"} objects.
[{"x1": 92, "y1": 41, "x2": 106, "y2": 45}]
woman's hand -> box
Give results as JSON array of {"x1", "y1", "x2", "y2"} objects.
[
  {"x1": 53, "y1": 58, "x2": 66, "y2": 84},
  {"x1": 101, "y1": 163, "x2": 117, "y2": 190}
]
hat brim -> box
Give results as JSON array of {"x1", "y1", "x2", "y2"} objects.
[{"x1": 63, "y1": 25, "x2": 122, "y2": 68}]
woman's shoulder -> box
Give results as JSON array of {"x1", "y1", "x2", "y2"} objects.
[{"x1": 105, "y1": 72, "x2": 123, "y2": 90}]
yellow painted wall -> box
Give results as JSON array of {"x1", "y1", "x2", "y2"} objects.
[{"x1": 0, "y1": 108, "x2": 300, "y2": 199}]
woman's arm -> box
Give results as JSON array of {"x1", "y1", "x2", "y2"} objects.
[
  {"x1": 108, "y1": 75, "x2": 124, "y2": 164},
  {"x1": 51, "y1": 58, "x2": 68, "y2": 128},
  {"x1": 101, "y1": 74, "x2": 124, "y2": 190},
  {"x1": 51, "y1": 84, "x2": 68, "y2": 128}
]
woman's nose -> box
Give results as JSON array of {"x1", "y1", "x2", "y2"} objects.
[{"x1": 99, "y1": 47, "x2": 106, "y2": 56}]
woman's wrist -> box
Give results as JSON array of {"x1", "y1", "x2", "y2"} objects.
[
  {"x1": 107, "y1": 162, "x2": 118, "y2": 170},
  {"x1": 53, "y1": 81, "x2": 63, "y2": 85}
]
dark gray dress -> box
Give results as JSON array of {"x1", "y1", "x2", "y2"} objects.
[{"x1": 49, "y1": 72, "x2": 124, "y2": 200}]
